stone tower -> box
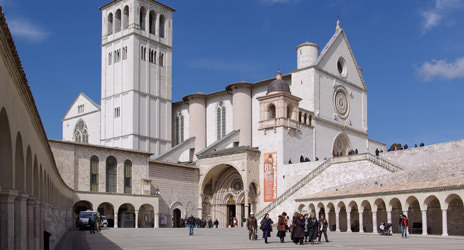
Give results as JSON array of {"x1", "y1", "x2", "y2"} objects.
[{"x1": 99, "y1": 0, "x2": 174, "y2": 155}]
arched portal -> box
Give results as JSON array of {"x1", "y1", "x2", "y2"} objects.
[
  {"x1": 349, "y1": 201, "x2": 359, "y2": 232},
  {"x1": 73, "y1": 200, "x2": 93, "y2": 225},
  {"x1": 337, "y1": 202, "x2": 347, "y2": 232},
  {"x1": 424, "y1": 195, "x2": 442, "y2": 235},
  {"x1": 138, "y1": 204, "x2": 154, "y2": 228},
  {"x1": 327, "y1": 203, "x2": 336, "y2": 231},
  {"x1": 361, "y1": 200, "x2": 373, "y2": 232},
  {"x1": 0, "y1": 108, "x2": 13, "y2": 189},
  {"x1": 118, "y1": 203, "x2": 135, "y2": 228},
  {"x1": 389, "y1": 198, "x2": 403, "y2": 233},
  {"x1": 406, "y1": 196, "x2": 422, "y2": 234},
  {"x1": 173, "y1": 209, "x2": 181, "y2": 228},
  {"x1": 374, "y1": 199, "x2": 387, "y2": 232},
  {"x1": 202, "y1": 164, "x2": 246, "y2": 228},
  {"x1": 97, "y1": 202, "x2": 115, "y2": 227},
  {"x1": 332, "y1": 133, "x2": 352, "y2": 157},
  {"x1": 446, "y1": 194, "x2": 464, "y2": 236}
]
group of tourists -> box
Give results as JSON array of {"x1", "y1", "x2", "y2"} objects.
[
  {"x1": 246, "y1": 211, "x2": 329, "y2": 245},
  {"x1": 185, "y1": 214, "x2": 219, "y2": 236},
  {"x1": 88, "y1": 212, "x2": 103, "y2": 234}
]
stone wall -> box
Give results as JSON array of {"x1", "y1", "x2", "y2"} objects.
[{"x1": 148, "y1": 161, "x2": 199, "y2": 227}]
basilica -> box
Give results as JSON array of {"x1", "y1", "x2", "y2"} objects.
[{"x1": 1, "y1": 0, "x2": 464, "y2": 249}]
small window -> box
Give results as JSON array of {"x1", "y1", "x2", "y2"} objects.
[
  {"x1": 78, "y1": 104, "x2": 84, "y2": 114},
  {"x1": 141, "y1": 46, "x2": 147, "y2": 61},
  {"x1": 124, "y1": 160, "x2": 132, "y2": 194},
  {"x1": 337, "y1": 57, "x2": 347, "y2": 77},
  {"x1": 114, "y1": 49, "x2": 121, "y2": 63},
  {"x1": 114, "y1": 107, "x2": 120, "y2": 118},
  {"x1": 90, "y1": 156, "x2": 99, "y2": 192},
  {"x1": 122, "y1": 46, "x2": 127, "y2": 60},
  {"x1": 159, "y1": 53, "x2": 164, "y2": 67},
  {"x1": 108, "y1": 52, "x2": 112, "y2": 65}
]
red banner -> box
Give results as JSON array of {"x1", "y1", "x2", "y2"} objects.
[{"x1": 264, "y1": 152, "x2": 277, "y2": 202}]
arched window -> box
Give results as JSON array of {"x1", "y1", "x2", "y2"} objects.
[
  {"x1": 139, "y1": 6, "x2": 147, "y2": 31},
  {"x1": 73, "y1": 119, "x2": 89, "y2": 144},
  {"x1": 106, "y1": 156, "x2": 117, "y2": 193},
  {"x1": 107, "y1": 13, "x2": 113, "y2": 35},
  {"x1": 90, "y1": 156, "x2": 99, "y2": 192},
  {"x1": 267, "y1": 104, "x2": 276, "y2": 119},
  {"x1": 287, "y1": 105, "x2": 293, "y2": 119},
  {"x1": 303, "y1": 113, "x2": 308, "y2": 124},
  {"x1": 122, "y1": 6, "x2": 129, "y2": 30},
  {"x1": 159, "y1": 14, "x2": 165, "y2": 38},
  {"x1": 159, "y1": 53, "x2": 164, "y2": 66},
  {"x1": 124, "y1": 160, "x2": 132, "y2": 194},
  {"x1": 298, "y1": 111, "x2": 302, "y2": 123},
  {"x1": 149, "y1": 10, "x2": 156, "y2": 35},
  {"x1": 115, "y1": 9, "x2": 121, "y2": 33},
  {"x1": 175, "y1": 112, "x2": 184, "y2": 145},
  {"x1": 216, "y1": 102, "x2": 226, "y2": 140}
]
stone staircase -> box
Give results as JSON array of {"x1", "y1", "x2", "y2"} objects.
[{"x1": 254, "y1": 153, "x2": 403, "y2": 219}]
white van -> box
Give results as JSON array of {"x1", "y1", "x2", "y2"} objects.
[{"x1": 78, "y1": 210, "x2": 97, "y2": 230}]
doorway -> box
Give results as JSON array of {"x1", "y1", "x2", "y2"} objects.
[
  {"x1": 173, "y1": 209, "x2": 181, "y2": 228},
  {"x1": 227, "y1": 196, "x2": 236, "y2": 227}
]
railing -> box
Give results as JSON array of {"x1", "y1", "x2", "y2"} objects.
[{"x1": 254, "y1": 153, "x2": 403, "y2": 219}]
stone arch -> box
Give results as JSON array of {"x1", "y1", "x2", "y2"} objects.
[
  {"x1": 424, "y1": 195, "x2": 442, "y2": 235},
  {"x1": 122, "y1": 5, "x2": 129, "y2": 30},
  {"x1": 118, "y1": 203, "x2": 135, "y2": 228},
  {"x1": 332, "y1": 132, "x2": 352, "y2": 157},
  {"x1": 159, "y1": 14, "x2": 165, "y2": 38},
  {"x1": 114, "y1": 9, "x2": 121, "y2": 33},
  {"x1": 374, "y1": 198, "x2": 387, "y2": 232},
  {"x1": 73, "y1": 200, "x2": 93, "y2": 223},
  {"x1": 337, "y1": 201, "x2": 347, "y2": 232},
  {"x1": 405, "y1": 195, "x2": 422, "y2": 234},
  {"x1": 138, "y1": 204, "x2": 154, "y2": 228},
  {"x1": 139, "y1": 6, "x2": 147, "y2": 31},
  {"x1": 97, "y1": 202, "x2": 115, "y2": 227},
  {"x1": 317, "y1": 202, "x2": 325, "y2": 218},
  {"x1": 171, "y1": 201, "x2": 185, "y2": 227},
  {"x1": 107, "y1": 12, "x2": 113, "y2": 35},
  {"x1": 389, "y1": 197, "x2": 403, "y2": 233},
  {"x1": 297, "y1": 204, "x2": 306, "y2": 214},
  {"x1": 0, "y1": 107, "x2": 13, "y2": 189},
  {"x1": 25, "y1": 146, "x2": 32, "y2": 196},
  {"x1": 14, "y1": 132, "x2": 25, "y2": 193},
  {"x1": 267, "y1": 103, "x2": 276, "y2": 119},
  {"x1": 361, "y1": 200, "x2": 373, "y2": 232},
  {"x1": 149, "y1": 10, "x2": 156, "y2": 35},
  {"x1": 308, "y1": 203, "x2": 316, "y2": 214},
  {"x1": 348, "y1": 200, "x2": 359, "y2": 232},
  {"x1": 327, "y1": 202, "x2": 336, "y2": 231},
  {"x1": 445, "y1": 194, "x2": 464, "y2": 236}
]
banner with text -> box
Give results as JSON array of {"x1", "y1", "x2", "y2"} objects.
[{"x1": 264, "y1": 152, "x2": 277, "y2": 202}]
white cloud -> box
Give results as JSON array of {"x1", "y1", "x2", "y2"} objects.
[
  {"x1": 8, "y1": 19, "x2": 49, "y2": 43},
  {"x1": 420, "y1": 0, "x2": 464, "y2": 34},
  {"x1": 418, "y1": 57, "x2": 464, "y2": 81}
]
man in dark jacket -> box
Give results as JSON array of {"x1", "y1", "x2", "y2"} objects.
[
  {"x1": 277, "y1": 212, "x2": 287, "y2": 243},
  {"x1": 89, "y1": 213, "x2": 97, "y2": 234},
  {"x1": 246, "y1": 213, "x2": 257, "y2": 240},
  {"x1": 187, "y1": 214, "x2": 195, "y2": 236}
]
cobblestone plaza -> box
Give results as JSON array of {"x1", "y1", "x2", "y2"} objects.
[{"x1": 56, "y1": 228, "x2": 464, "y2": 250}]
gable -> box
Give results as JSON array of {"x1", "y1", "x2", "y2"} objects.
[
  {"x1": 63, "y1": 93, "x2": 101, "y2": 120},
  {"x1": 315, "y1": 29, "x2": 367, "y2": 90}
]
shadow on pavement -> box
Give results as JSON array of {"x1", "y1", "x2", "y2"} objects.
[{"x1": 54, "y1": 228, "x2": 123, "y2": 250}]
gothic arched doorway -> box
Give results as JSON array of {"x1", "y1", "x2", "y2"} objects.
[
  {"x1": 332, "y1": 133, "x2": 352, "y2": 157},
  {"x1": 173, "y1": 209, "x2": 181, "y2": 228}
]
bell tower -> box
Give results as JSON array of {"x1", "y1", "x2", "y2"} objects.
[{"x1": 99, "y1": 0, "x2": 175, "y2": 156}]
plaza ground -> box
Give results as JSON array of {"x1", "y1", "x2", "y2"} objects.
[{"x1": 55, "y1": 228, "x2": 464, "y2": 250}]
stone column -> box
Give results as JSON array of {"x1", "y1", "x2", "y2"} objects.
[
  {"x1": 236, "y1": 203, "x2": 242, "y2": 228},
  {"x1": 442, "y1": 209, "x2": 448, "y2": 236},
  {"x1": 372, "y1": 212, "x2": 377, "y2": 234},
  {"x1": 421, "y1": 210, "x2": 428, "y2": 235},
  {"x1": 134, "y1": 210, "x2": 138, "y2": 228},
  {"x1": 347, "y1": 212, "x2": 352, "y2": 232},
  {"x1": 0, "y1": 189, "x2": 18, "y2": 250},
  {"x1": 27, "y1": 198, "x2": 35, "y2": 250},
  {"x1": 244, "y1": 191, "x2": 249, "y2": 219},
  {"x1": 115, "y1": 212, "x2": 119, "y2": 228},
  {"x1": 14, "y1": 193, "x2": 28, "y2": 250},
  {"x1": 359, "y1": 212, "x2": 364, "y2": 233},
  {"x1": 387, "y1": 210, "x2": 392, "y2": 225},
  {"x1": 197, "y1": 194, "x2": 203, "y2": 219},
  {"x1": 33, "y1": 200, "x2": 40, "y2": 250},
  {"x1": 335, "y1": 213, "x2": 340, "y2": 232}
]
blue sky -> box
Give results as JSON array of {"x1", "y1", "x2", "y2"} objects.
[{"x1": 2, "y1": 0, "x2": 464, "y2": 147}]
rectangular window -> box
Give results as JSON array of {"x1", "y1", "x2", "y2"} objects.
[
  {"x1": 114, "y1": 107, "x2": 120, "y2": 118},
  {"x1": 122, "y1": 46, "x2": 127, "y2": 60},
  {"x1": 108, "y1": 52, "x2": 112, "y2": 65},
  {"x1": 141, "y1": 46, "x2": 147, "y2": 61},
  {"x1": 159, "y1": 53, "x2": 164, "y2": 67},
  {"x1": 90, "y1": 157, "x2": 99, "y2": 192},
  {"x1": 114, "y1": 49, "x2": 121, "y2": 63},
  {"x1": 78, "y1": 104, "x2": 84, "y2": 114}
]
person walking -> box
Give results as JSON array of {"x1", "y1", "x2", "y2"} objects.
[
  {"x1": 260, "y1": 213, "x2": 273, "y2": 244},
  {"x1": 96, "y1": 212, "x2": 102, "y2": 232},
  {"x1": 318, "y1": 214, "x2": 329, "y2": 242},
  {"x1": 277, "y1": 212, "x2": 287, "y2": 243},
  {"x1": 89, "y1": 213, "x2": 97, "y2": 234},
  {"x1": 303, "y1": 214, "x2": 309, "y2": 242},
  {"x1": 214, "y1": 219, "x2": 219, "y2": 228},
  {"x1": 400, "y1": 214, "x2": 408, "y2": 238},
  {"x1": 307, "y1": 212, "x2": 318, "y2": 245},
  {"x1": 293, "y1": 213, "x2": 305, "y2": 245},
  {"x1": 246, "y1": 212, "x2": 258, "y2": 240},
  {"x1": 290, "y1": 212, "x2": 298, "y2": 242},
  {"x1": 187, "y1": 214, "x2": 195, "y2": 236}
]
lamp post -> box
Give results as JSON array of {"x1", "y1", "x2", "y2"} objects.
[{"x1": 154, "y1": 187, "x2": 160, "y2": 196}]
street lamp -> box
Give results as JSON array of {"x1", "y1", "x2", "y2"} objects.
[{"x1": 154, "y1": 187, "x2": 161, "y2": 196}]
